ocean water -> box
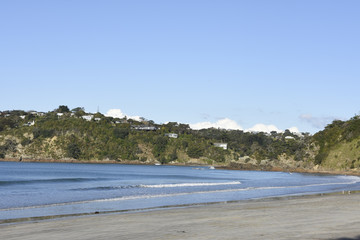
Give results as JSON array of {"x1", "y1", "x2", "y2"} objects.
[{"x1": 1, "y1": 161, "x2": 360, "y2": 221}]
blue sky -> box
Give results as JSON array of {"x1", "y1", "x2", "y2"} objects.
[{"x1": 1, "y1": 1, "x2": 359, "y2": 134}]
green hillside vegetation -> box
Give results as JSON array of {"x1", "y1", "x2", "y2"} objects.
[
  {"x1": 1, "y1": 106, "x2": 359, "y2": 172},
  {"x1": 312, "y1": 115, "x2": 360, "y2": 171}
]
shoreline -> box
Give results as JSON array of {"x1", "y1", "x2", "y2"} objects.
[
  {"x1": 2, "y1": 157, "x2": 360, "y2": 176},
  {"x1": 1, "y1": 193, "x2": 360, "y2": 239}
]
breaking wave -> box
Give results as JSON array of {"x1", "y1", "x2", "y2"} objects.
[{"x1": 140, "y1": 181, "x2": 242, "y2": 188}]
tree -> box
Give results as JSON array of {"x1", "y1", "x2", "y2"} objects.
[
  {"x1": 72, "y1": 107, "x2": 86, "y2": 117},
  {"x1": 168, "y1": 149, "x2": 177, "y2": 162},
  {"x1": 33, "y1": 128, "x2": 55, "y2": 139},
  {"x1": 0, "y1": 118, "x2": 17, "y2": 131},
  {"x1": 187, "y1": 145, "x2": 204, "y2": 158},
  {"x1": 152, "y1": 136, "x2": 168, "y2": 157},
  {"x1": 67, "y1": 142, "x2": 81, "y2": 159},
  {"x1": 72, "y1": 107, "x2": 85, "y2": 112},
  {"x1": 114, "y1": 128, "x2": 130, "y2": 139},
  {"x1": 57, "y1": 105, "x2": 70, "y2": 113},
  {"x1": 0, "y1": 139, "x2": 17, "y2": 153}
]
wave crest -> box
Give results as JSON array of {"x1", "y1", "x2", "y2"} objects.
[{"x1": 140, "y1": 181, "x2": 242, "y2": 188}]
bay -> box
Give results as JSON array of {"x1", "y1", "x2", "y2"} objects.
[{"x1": 1, "y1": 161, "x2": 359, "y2": 221}]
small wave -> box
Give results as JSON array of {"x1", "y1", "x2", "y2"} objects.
[
  {"x1": 0, "y1": 178, "x2": 103, "y2": 186},
  {"x1": 71, "y1": 181, "x2": 242, "y2": 191},
  {"x1": 337, "y1": 175, "x2": 360, "y2": 183},
  {"x1": 140, "y1": 181, "x2": 242, "y2": 188},
  {"x1": 71, "y1": 185, "x2": 140, "y2": 191}
]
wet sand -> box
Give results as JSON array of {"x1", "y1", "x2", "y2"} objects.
[{"x1": 1, "y1": 193, "x2": 360, "y2": 240}]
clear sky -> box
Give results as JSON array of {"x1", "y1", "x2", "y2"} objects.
[{"x1": 1, "y1": 1, "x2": 359, "y2": 134}]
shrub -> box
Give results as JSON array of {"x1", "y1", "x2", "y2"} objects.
[
  {"x1": 187, "y1": 145, "x2": 204, "y2": 158},
  {"x1": 67, "y1": 142, "x2": 81, "y2": 159}
]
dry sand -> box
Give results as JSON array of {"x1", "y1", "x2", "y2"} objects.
[{"x1": 1, "y1": 193, "x2": 360, "y2": 240}]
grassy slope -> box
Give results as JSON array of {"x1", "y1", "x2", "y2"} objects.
[{"x1": 322, "y1": 137, "x2": 360, "y2": 170}]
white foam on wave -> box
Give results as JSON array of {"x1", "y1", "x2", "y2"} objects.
[
  {"x1": 337, "y1": 175, "x2": 360, "y2": 184},
  {"x1": 140, "y1": 181, "x2": 242, "y2": 188}
]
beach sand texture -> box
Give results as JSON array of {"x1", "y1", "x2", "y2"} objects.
[{"x1": 1, "y1": 194, "x2": 360, "y2": 240}]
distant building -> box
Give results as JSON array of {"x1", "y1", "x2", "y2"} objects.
[
  {"x1": 24, "y1": 121, "x2": 35, "y2": 126},
  {"x1": 132, "y1": 125, "x2": 158, "y2": 131},
  {"x1": 57, "y1": 113, "x2": 64, "y2": 117},
  {"x1": 165, "y1": 133, "x2": 178, "y2": 138},
  {"x1": 82, "y1": 115, "x2": 94, "y2": 121},
  {"x1": 214, "y1": 143, "x2": 228, "y2": 150},
  {"x1": 115, "y1": 119, "x2": 127, "y2": 124},
  {"x1": 94, "y1": 118, "x2": 101, "y2": 121},
  {"x1": 28, "y1": 111, "x2": 45, "y2": 116},
  {"x1": 285, "y1": 136, "x2": 295, "y2": 140}
]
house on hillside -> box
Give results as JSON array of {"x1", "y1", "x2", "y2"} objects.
[
  {"x1": 132, "y1": 125, "x2": 158, "y2": 131},
  {"x1": 24, "y1": 121, "x2": 35, "y2": 126},
  {"x1": 82, "y1": 115, "x2": 94, "y2": 121},
  {"x1": 28, "y1": 111, "x2": 45, "y2": 116},
  {"x1": 214, "y1": 143, "x2": 228, "y2": 150},
  {"x1": 285, "y1": 136, "x2": 295, "y2": 140},
  {"x1": 165, "y1": 133, "x2": 178, "y2": 138}
]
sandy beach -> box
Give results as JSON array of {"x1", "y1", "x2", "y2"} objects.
[{"x1": 1, "y1": 193, "x2": 360, "y2": 240}]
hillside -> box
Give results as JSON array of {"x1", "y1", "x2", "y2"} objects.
[
  {"x1": 1, "y1": 106, "x2": 359, "y2": 173},
  {"x1": 312, "y1": 116, "x2": 360, "y2": 171}
]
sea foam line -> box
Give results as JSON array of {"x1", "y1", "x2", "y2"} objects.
[{"x1": 140, "y1": 181, "x2": 242, "y2": 188}]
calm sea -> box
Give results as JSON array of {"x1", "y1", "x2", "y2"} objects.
[{"x1": 1, "y1": 161, "x2": 360, "y2": 221}]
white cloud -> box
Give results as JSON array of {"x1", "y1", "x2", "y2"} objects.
[
  {"x1": 190, "y1": 118, "x2": 243, "y2": 130},
  {"x1": 105, "y1": 109, "x2": 142, "y2": 121},
  {"x1": 246, "y1": 124, "x2": 302, "y2": 133},
  {"x1": 105, "y1": 109, "x2": 126, "y2": 119},
  {"x1": 288, "y1": 126, "x2": 300, "y2": 133},
  {"x1": 245, "y1": 124, "x2": 282, "y2": 133},
  {"x1": 190, "y1": 118, "x2": 302, "y2": 134}
]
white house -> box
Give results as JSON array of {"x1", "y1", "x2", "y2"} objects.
[
  {"x1": 285, "y1": 136, "x2": 295, "y2": 140},
  {"x1": 28, "y1": 111, "x2": 45, "y2": 116},
  {"x1": 132, "y1": 125, "x2": 158, "y2": 131},
  {"x1": 165, "y1": 133, "x2": 178, "y2": 138},
  {"x1": 214, "y1": 143, "x2": 228, "y2": 150},
  {"x1": 82, "y1": 115, "x2": 94, "y2": 121},
  {"x1": 24, "y1": 121, "x2": 35, "y2": 126}
]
